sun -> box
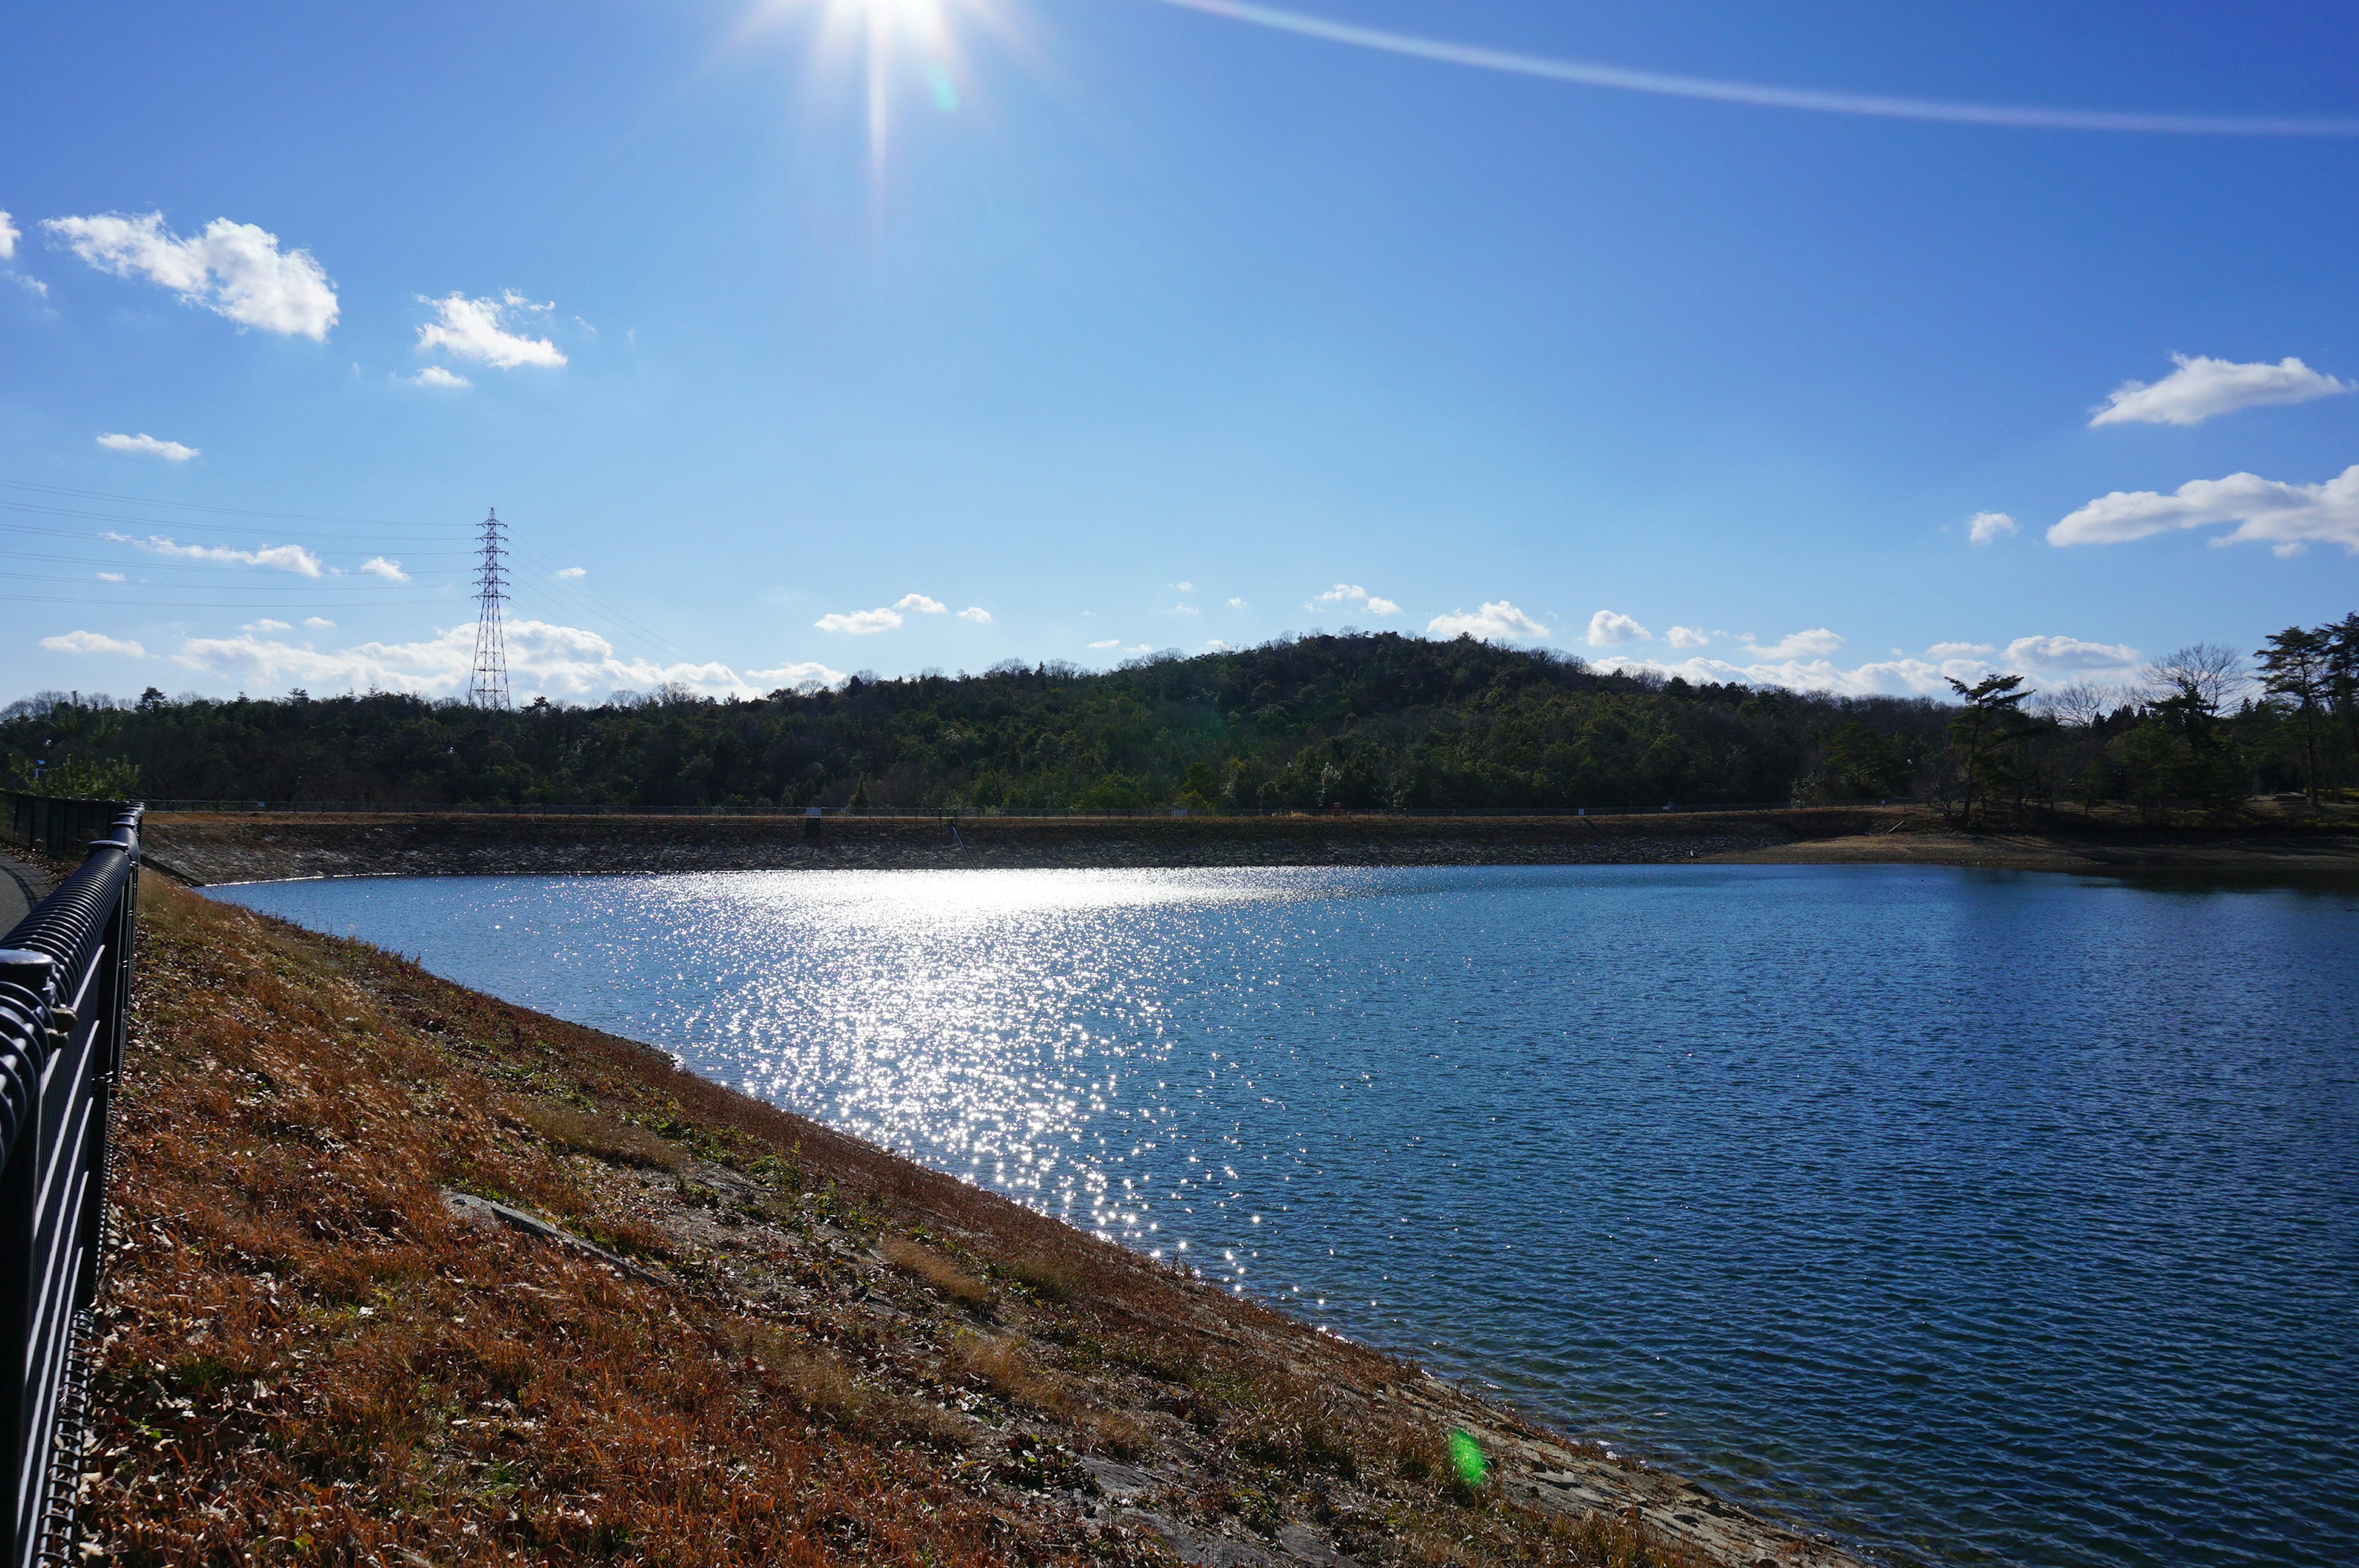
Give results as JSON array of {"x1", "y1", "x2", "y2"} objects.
[{"x1": 745, "y1": 0, "x2": 1000, "y2": 169}]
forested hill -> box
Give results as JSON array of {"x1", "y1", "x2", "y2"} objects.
[{"x1": 6, "y1": 634, "x2": 1960, "y2": 811}]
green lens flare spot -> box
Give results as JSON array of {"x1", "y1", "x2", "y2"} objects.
[{"x1": 1448, "y1": 1428, "x2": 1487, "y2": 1487}]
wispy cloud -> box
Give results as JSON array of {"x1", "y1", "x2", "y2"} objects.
[
  {"x1": 96, "y1": 431, "x2": 198, "y2": 461},
  {"x1": 2049, "y1": 464, "x2": 2359, "y2": 555},
  {"x1": 45, "y1": 211, "x2": 337, "y2": 338},
  {"x1": 957, "y1": 606, "x2": 992, "y2": 624},
  {"x1": 360, "y1": 556, "x2": 408, "y2": 581},
  {"x1": 745, "y1": 660, "x2": 847, "y2": 693},
  {"x1": 41, "y1": 630, "x2": 145, "y2": 658},
  {"x1": 1665, "y1": 626, "x2": 1708, "y2": 649},
  {"x1": 0, "y1": 211, "x2": 16, "y2": 261},
  {"x1": 1968, "y1": 510, "x2": 2017, "y2": 545},
  {"x1": 894, "y1": 593, "x2": 948, "y2": 614},
  {"x1": 242, "y1": 618, "x2": 292, "y2": 633},
  {"x1": 105, "y1": 533, "x2": 325, "y2": 576},
  {"x1": 1142, "y1": 0, "x2": 2359, "y2": 136},
  {"x1": 2089, "y1": 354, "x2": 2350, "y2": 427},
  {"x1": 402, "y1": 365, "x2": 471, "y2": 389},
  {"x1": 95, "y1": 572, "x2": 125, "y2": 583},
  {"x1": 557, "y1": 566, "x2": 586, "y2": 579},
  {"x1": 303, "y1": 617, "x2": 333, "y2": 629},
  {"x1": 1427, "y1": 601, "x2": 1549, "y2": 642},
  {"x1": 1585, "y1": 610, "x2": 1649, "y2": 647},
  {"x1": 1227, "y1": 596, "x2": 1248, "y2": 610},
  {"x1": 415, "y1": 291, "x2": 565, "y2": 369}
]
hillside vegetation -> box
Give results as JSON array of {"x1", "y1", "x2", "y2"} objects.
[{"x1": 9, "y1": 622, "x2": 2357, "y2": 816}]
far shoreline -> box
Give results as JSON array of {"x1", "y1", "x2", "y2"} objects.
[{"x1": 137, "y1": 805, "x2": 2359, "y2": 886}]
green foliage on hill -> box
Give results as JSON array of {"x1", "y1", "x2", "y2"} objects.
[
  {"x1": 7, "y1": 620, "x2": 2354, "y2": 816},
  {"x1": 3, "y1": 634, "x2": 1947, "y2": 811}
]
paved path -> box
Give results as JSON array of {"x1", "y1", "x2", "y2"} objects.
[{"x1": 0, "y1": 851, "x2": 46, "y2": 934}]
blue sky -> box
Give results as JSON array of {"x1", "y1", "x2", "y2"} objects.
[{"x1": 6, "y1": 0, "x2": 2356, "y2": 704}]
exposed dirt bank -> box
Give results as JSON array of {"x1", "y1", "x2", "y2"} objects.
[
  {"x1": 1709, "y1": 824, "x2": 2359, "y2": 876},
  {"x1": 145, "y1": 809, "x2": 1888, "y2": 884},
  {"x1": 87, "y1": 877, "x2": 1865, "y2": 1566}
]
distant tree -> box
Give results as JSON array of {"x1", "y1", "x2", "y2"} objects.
[
  {"x1": 1825, "y1": 722, "x2": 1912, "y2": 798},
  {"x1": 1944, "y1": 674, "x2": 2033, "y2": 825},
  {"x1": 2327, "y1": 612, "x2": 2359, "y2": 787},
  {"x1": 2255, "y1": 626, "x2": 2333, "y2": 806},
  {"x1": 2145, "y1": 642, "x2": 2248, "y2": 716}
]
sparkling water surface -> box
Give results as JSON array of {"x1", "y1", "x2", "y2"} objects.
[{"x1": 211, "y1": 865, "x2": 2359, "y2": 1568}]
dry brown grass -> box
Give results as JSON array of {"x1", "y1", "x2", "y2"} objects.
[
  {"x1": 76, "y1": 874, "x2": 1820, "y2": 1568},
  {"x1": 495, "y1": 1094, "x2": 686, "y2": 1169},
  {"x1": 882, "y1": 1236, "x2": 994, "y2": 1311}
]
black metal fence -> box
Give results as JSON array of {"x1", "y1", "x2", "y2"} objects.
[
  {"x1": 2, "y1": 795, "x2": 129, "y2": 862},
  {"x1": 138, "y1": 798, "x2": 1845, "y2": 819},
  {"x1": 0, "y1": 807, "x2": 139, "y2": 1568}
]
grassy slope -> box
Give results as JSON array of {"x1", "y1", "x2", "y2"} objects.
[{"x1": 85, "y1": 878, "x2": 1855, "y2": 1567}]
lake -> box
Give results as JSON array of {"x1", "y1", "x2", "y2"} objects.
[{"x1": 210, "y1": 864, "x2": 2359, "y2": 1568}]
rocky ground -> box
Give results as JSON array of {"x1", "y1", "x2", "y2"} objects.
[{"x1": 76, "y1": 872, "x2": 1866, "y2": 1567}]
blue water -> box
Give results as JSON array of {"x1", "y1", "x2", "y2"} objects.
[{"x1": 210, "y1": 864, "x2": 2359, "y2": 1568}]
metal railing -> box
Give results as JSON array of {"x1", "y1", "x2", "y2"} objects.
[
  {"x1": 2, "y1": 795, "x2": 128, "y2": 862},
  {"x1": 0, "y1": 807, "x2": 139, "y2": 1568}
]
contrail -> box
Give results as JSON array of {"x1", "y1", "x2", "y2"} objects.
[{"x1": 1141, "y1": 0, "x2": 2359, "y2": 137}]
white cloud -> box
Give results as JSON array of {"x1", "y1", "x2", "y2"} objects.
[
  {"x1": 894, "y1": 593, "x2": 949, "y2": 614},
  {"x1": 303, "y1": 617, "x2": 333, "y2": 629},
  {"x1": 1665, "y1": 625, "x2": 1708, "y2": 649},
  {"x1": 1087, "y1": 639, "x2": 1122, "y2": 650},
  {"x1": 1309, "y1": 582, "x2": 1401, "y2": 616},
  {"x1": 1174, "y1": 603, "x2": 1200, "y2": 615},
  {"x1": 0, "y1": 211, "x2": 17, "y2": 261},
  {"x1": 402, "y1": 365, "x2": 470, "y2": 389},
  {"x1": 106, "y1": 533, "x2": 324, "y2": 575},
  {"x1": 1585, "y1": 609, "x2": 1649, "y2": 647},
  {"x1": 360, "y1": 556, "x2": 408, "y2": 581},
  {"x1": 2049, "y1": 464, "x2": 2359, "y2": 555},
  {"x1": 957, "y1": 606, "x2": 992, "y2": 624},
  {"x1": 1427, "y1": 601, "x2": 1550, "y2": 642},
  {"x1": 167, "y1": 615, "x2": 810, "y2": 701},
  {"x1": 44, "y1": 211, "x2": 338, "y2": 338},
  {"x1": 1176, "y1": 580, "x2": 1194, "y2": 591},
  {"x1": 1740, "y1": 627, "x2": 1844, "y2": 660},
  {"x1": 2001, "y1": 634, "x2": 2140, "y2": 674},
  {"x1": 242, "y1": 618, "x2": 292, "y2": 633},
  {"x1": 40, "y1": 630, "x2": 144, "y2": 658},
  {"x1": 1227, "y1": 596, "x2": 1248, "y2": 610},
  {"x1": 816, "y1": 606, "x2": 904, "y2": 635},
  {"x1": 745, "y1": 660, "x2": 847, "y2": 693},
  {"x1": 415, "y1": 291, "x2": 566, "y2": 369},
  {"x1": 1206, "y1": 639, "x2": 1232, "y2": 650},
  {"x1": 1968, "y1": 510, "x2": 2017, "y2": 545},
  {"x1": 7, "y1": 271, "x2": 46, "y2": 297},
  {"x1": 1594, "y1": 628, "x2": 2140, "y2": 697},
  {"x1": 556, "y1": 566, "x2": 586, "y2": 579},
  {"x1": 96, "y1": 431, "x2": 197, "y2": 461},
  {"x1": 95, "y1": 572, "x2": 125, "y2": 583},
  {"x1": 2090, "y1": 353, "x2": 2351, "y2": 427}
]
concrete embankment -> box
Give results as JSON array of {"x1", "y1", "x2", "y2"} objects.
[{"x1": 141, "y1": 808, "x2": 1888, "y2": 885}]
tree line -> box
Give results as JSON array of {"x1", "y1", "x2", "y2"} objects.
[{"x1": 6, "y1": 620, "x2": 2355, "y2": 819}]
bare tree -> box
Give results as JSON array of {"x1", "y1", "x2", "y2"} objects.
[
  {"x1": 2033, "y1": 682, "x2": 2121, "y2": 728},
  {"x1": 2143, "y1": 643, "x2": 2248, "y2": 714}
]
